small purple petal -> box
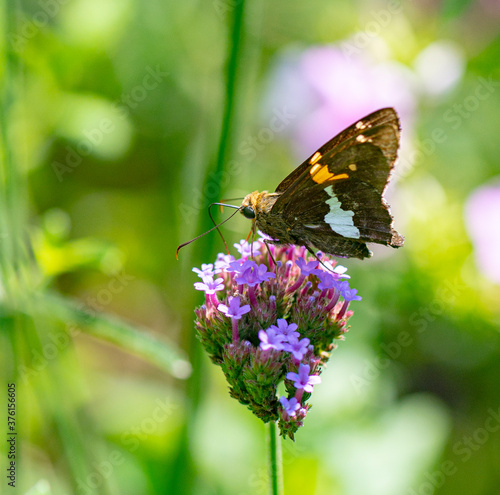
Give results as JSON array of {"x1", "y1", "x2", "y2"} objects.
[
  {"x1": 287, "y1": 363, "x2": 321, "y2": 392},
  {"x1": 256, "y1": 264, "x2": 276, "y2": 282},
  {"x1": 193, "y1": 276, "x2": 224, "y2": 294},
  {"x1": 269, "y1": 319, "x2": 300, "y2": 341},
  {"x1": 227, "y1": 259, "x2": 257, "y2": 275},
  {"x1": 283, "y1": 337, "x2": 310, "y2": 360},
  {"x1": 316, "y1": 271, "x2": 337, "y2": 290},
  {"x1": 333, "y1": 264, "x2": 350, "y2": 278},
  {"x1": 259, "y1": 328, "x2": 285, "y2": 351},
  {"x1": 192, "y1": 263, "x2": 220, "y2": 278},
  {"x1": 214, "y1": 254, "x2": 235, "y2": 271},
  {"x1": 342, "y1": 288, "x2": 362, "y2": 302},
  {"x1": 235, "y1": 262, "x2": 276, "y2": 287},
  {"x1": 234, "y1": 240, "x2": 261, "y2": 258},
  {"x1": 218, "y1": 296, "x2": 251, "y2": 320},
  {"x1": 296, "y1": 257, "x2": 319, "y2": 276},
  {"x1": 279, "y1": 396, "x2": 300, "y2": 417}
]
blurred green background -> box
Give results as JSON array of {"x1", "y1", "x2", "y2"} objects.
[{"x1": 1, "y1": 0, "x2": 500, "y2": 494}]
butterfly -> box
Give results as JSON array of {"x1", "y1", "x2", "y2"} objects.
[{"x1": 239, "y1": 107, "x2": 404, "y2": 259}]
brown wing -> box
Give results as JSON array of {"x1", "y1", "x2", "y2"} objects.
[
  {"x1": 275, "y1": 108, "x2": 399, "y2": 195},
  {"x1": 272, "y1": 108, "x2": 403, "y2": 252}
]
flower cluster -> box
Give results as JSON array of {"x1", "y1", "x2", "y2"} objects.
[{"x1": 193, "y1": 237, "x2": 361, "y2": 439}]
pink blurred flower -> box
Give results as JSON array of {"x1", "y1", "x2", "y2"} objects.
[
  {"x1": 465, "y1": 180, "x2": 500, "y2": 284},
  {"x1": 263, "y1": 45, "x2": 417, "y2": 159}
]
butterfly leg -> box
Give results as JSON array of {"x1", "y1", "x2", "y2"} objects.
[
  {"x1": 304, "y1": 243, "x2": 337, "y2": 274},
  {"x1": 263, "y1": 240, "x2": 278, "y2": 270}
]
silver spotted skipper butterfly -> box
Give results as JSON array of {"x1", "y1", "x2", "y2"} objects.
[{"x1": 177, "y1": 107, "x2": 404, "y2": 260}]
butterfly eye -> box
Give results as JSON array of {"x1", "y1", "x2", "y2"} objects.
[{"x1": 242, "y1": 206, "x2": 256, "y2": 219}]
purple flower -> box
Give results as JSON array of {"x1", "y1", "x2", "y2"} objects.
[
  {"x1": 286, "y1": 364, "x2": 321, "y2": 393},
  {"x1": 235, "y1": 263, "x2": 276, "y2": 287},
  {"x1": 283, "y1": 336, "x2": 311, "y2": 361},
  {"x1": 316, "y1": 271, "x2": 337, "y2": 290},
  {"x1": 193, "y1": 263, "x2": 220, "y2": 279},
  {"x1": 333, "y1": 264, "x2": 350, "y2": 278},
  {"x1": 296, "y1": 257, "x2": 319, "y2": 276},
  {"x1": 279, "y1": 396, "x2": 300, "y2": 418},
  {"x1": 269, "y1": 319, "x2": 299, "y2": 341},
  {"x1": 317, "y1": 262, "x2": 350, "y2": 279},
  {"x1": 255, "y1": 264, "x2": 277, "y2": 282},
  {"x1": 258, "y1": 328, "x2": 285, "y2": 351},
  {"x1": 335, "y1": 280, "x2": 350, "y2": 292},
  {"x1": 234, "y1": 240, "x2": 261, "y2": 258},
  {"x1": 214, "y1": 253, "x2": 235, "y2": 271},
  {"x1": 218, "y1": 296, "x2": 251, "y2": 320},
  {"x1": 227, "y1": 259, "x2": 256, "y2": 275},
  {"x1": 342, "y1": 288, "x2": 362, "y2": 302},
  {"x1": 334, "y1": 280, "x2": 361, "y2": 301},
  {"x1": 192, "y1": 236, "x2": 360, "y2": 439},
  {"x1": 194, "y1": 276, "x2": 224, "y2": 294}
]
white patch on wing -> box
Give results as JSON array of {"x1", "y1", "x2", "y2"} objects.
[{"x1": 324, "y1": 186, "x2": 360, "y2": 238}]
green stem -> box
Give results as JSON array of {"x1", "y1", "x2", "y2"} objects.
[
  {"x1": 171, "y1": 2, "x2": 248, "y2": 493},
  {"x1": 267, "y1": 421, "x2": 283, "y2": 495},
  {"x1": 214, "y1": 0, "x2": 246, "y2": 177}
]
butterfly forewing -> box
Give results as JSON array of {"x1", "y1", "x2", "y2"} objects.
[
  {"x1": 270, "y1": 108, "x2": 403, "y2": 258},
  {"x1": 274, "y1": 108, "x2": 399, "y2": 195}
]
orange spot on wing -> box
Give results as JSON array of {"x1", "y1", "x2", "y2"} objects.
[
  {"x1": 331, "y1": 173, "x2": 349, "y2": 180},
  {"x1": 312, "y1": 165, "x2": 334, "y2": 183},
  {"x1": 310, "y1": 164, "x2": 349, "y2": 184}
]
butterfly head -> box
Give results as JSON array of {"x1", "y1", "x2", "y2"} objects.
[
  {"x1": 240, "y1": 191, "x2": 261, "y2": 220},
  {"x1": 241, "y1": 191, "x2": 280, "y2": 220}
]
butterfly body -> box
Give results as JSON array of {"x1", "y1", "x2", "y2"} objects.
[{"x1": 240, "y1": 108, "x2": 404, "y2": 260}]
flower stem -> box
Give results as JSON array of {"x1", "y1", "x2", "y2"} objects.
[
  {"x1": 337, "y1": 300, "x2": 350, "y2": 319},
  {"x1": 232, "y1": 318, "x2": 239, "y2": 342},
  {"x1": 286, "y1": 274, "x2": 305, "y2": 294},
  {"x1": 248, "y1": 284, "x2": 258, "y2": 306},
  {"x1": 267, "y1": 421, "x2": 283, "y2": 495}
]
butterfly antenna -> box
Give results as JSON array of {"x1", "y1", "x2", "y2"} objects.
[{"x1": 176, "y1": 204, "x2": 241, "y2": 259}]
